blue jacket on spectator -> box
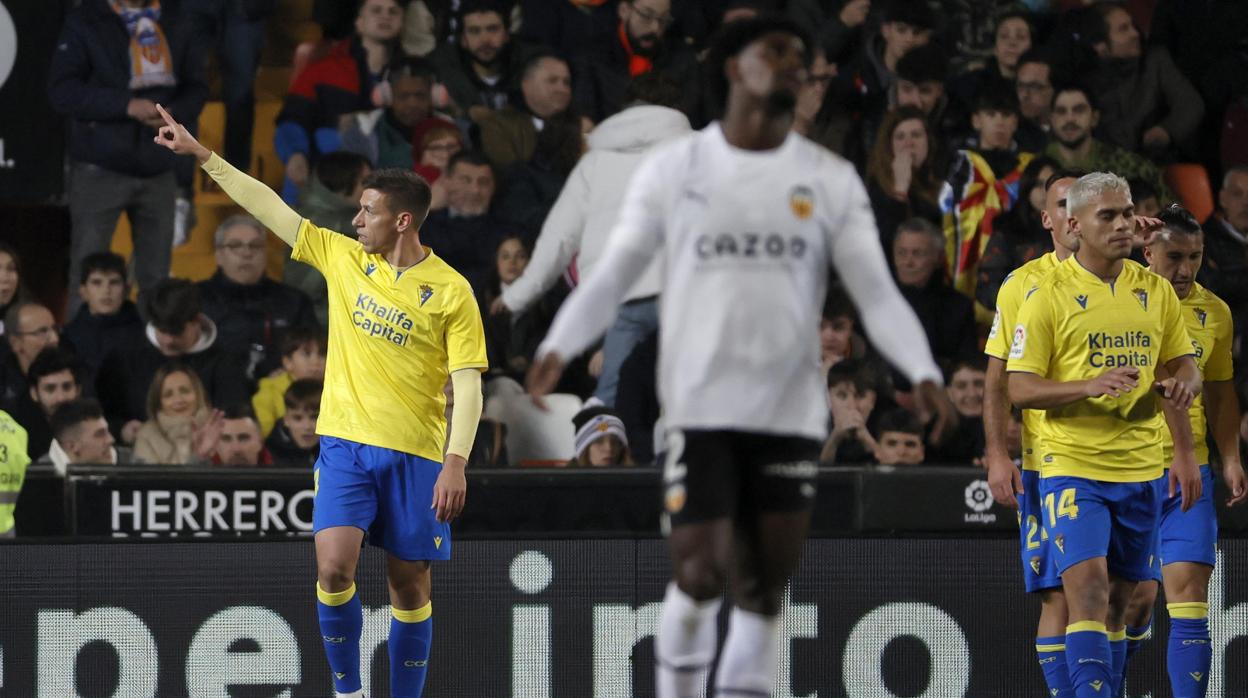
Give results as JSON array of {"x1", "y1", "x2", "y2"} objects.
[{"x1": 48, "y1": 0, "x2": 207, "y2": 178}]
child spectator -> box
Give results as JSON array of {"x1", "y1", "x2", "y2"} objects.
[
  {"x1": 479, "y1": 235, "x2": 559, "y2": 384},
  {"x1": 927, "y1": 357, "x2": 987, "y2": 465},
  {"x1": 819, "y1": 285, "x2": 859, "y2": 373},
  {"x1": 266, "y1": 379, "x2": 323, "y2": 467},
  {"x1": 62, "y1": 252, "x2": 145, "y2": 377},
  {"x1": 874, "y1": 408, "x2": 925, "y2": 466},
  {"x1": 252, "y1": 326, "x2": 328, "y2": 437},
  {"x1": 570, "y1": 406, "x2": 633, "y2": 467},
  {"x1": 0, "y1": 242, "x2": 29, "y2": 337},
  {"x1": 133, "y1": 364, "x2": 220, "y2": 465},
  {"x1": 820, "y1": 361, "x2": 877, "y2": 465}
]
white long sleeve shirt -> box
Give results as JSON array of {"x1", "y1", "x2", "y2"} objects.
[
  {"x1": 501, "y1": 105, "x2": 691, "y2": 312},
  {"x1": 540, "y1": 125, "x2": 943, "y2": 440}
]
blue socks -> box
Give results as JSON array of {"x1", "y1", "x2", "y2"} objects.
[
  {"x1": 1108, "y1": 629, "x2": 1126, "y2": 696},
  {"x1": 1123, "y1": 622, "x2": 1151, "y2": 695},
  {"x1": 390, "y1": 602, "x2": 433, "y2": 698},
  {"x1": 317, "y1": 582, "x2": 364, "y2": 695},
  {"x1": 1036, "y1": 635, "x2": 1073, "y2": 696},
  {"x1": 1167, "y1": 602, "x2": 1211, "y2": 698},
  {"x1": 1066, "y1": 621, "x2": 1113, "y2": 697}
]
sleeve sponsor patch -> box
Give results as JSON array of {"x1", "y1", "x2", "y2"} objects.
[{"x1": 1009, "y1": 325, "x2": 1026, "y2": 359}]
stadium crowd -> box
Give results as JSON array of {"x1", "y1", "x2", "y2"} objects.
[{"x1": 3, "y1": 0, "x2": 1248, "y2": 493}]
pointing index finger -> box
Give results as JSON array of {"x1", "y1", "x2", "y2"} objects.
[{"x1": 155, "y1": 103, "x2": 177, "y2": 129}]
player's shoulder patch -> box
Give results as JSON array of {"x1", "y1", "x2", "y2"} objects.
[{"x1": 1009, "y1": 324, "x2": 1027, "y2": 359}]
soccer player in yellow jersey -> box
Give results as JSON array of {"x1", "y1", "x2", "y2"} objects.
[
  {"x1": 1008, "y1": 172, "x2": 1202, "y2": 698},
  {"x1": 1119, "y1": 205, "x2": 1247, "y2": 697},
  {"x1": 153, "y1": 105, "x2": 487, "y2": 698},
  {"x1": 983, "y1": 169, "x2": 1083, "y2": 696}
]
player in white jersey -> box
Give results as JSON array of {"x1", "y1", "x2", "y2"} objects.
[{"x1": 527, "y1": 17, "x2": 951, "y2": 698}]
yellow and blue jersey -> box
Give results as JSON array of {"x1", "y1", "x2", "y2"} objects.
[
  {"x1": 986, "y1": 251, "x2": 1062, "y2": 472},
  {"x1": 1007, "y1": 258, "x2": 1193, "y2": 483},
  {"x1": 1161, "y1": 282, "x2": 1233, "y2": 465},
  {"x1": 292, "y1": 220, "x2": 487, "y2": 462}
]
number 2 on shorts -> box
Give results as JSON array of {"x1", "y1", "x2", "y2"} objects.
[{"x1": 1044, "y1": 487, "x2": 1079, "y2": 528}]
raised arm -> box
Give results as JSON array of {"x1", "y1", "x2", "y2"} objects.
[{"x1": 152, "y1": 104, "x2": 302, "y2": 246}]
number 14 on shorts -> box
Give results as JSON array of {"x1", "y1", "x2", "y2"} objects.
[{"x1": 1045, "y1": 488, "x2": 1079, "y2": 527}]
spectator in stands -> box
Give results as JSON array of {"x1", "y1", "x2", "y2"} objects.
[
  {"x1": 198, "y1": 215, "x2": 317, "y2": 379},
  {"x1": 615, "y1": 329, "x2": 659, "y2": 464},
  {"x1": 478, "y1": 235, "x2": 560, "y2": 385},
  {"x1": 265, "y1": 379, "x2": 322, "y2": 467},
  {"x1": 1012, "y1": 49, "x2": 1056, "y2": 153},
  {"x1": 62, "y1": 252, "x2": 145, "y2": 378},
  {"x1": 570, "y1": 406, "x2": 633, "y2": 467},
  {"x1": 474, "y1": 51, "x2": 574, "y2": 171},
  {"x1": 572, "y1": 0, "x2": 699, "y2": 123},
  {"x1": 187, "y1": 0, "x2": 276, "y2": 169},
  {"x1": 133, "y1": 364, "x2": 219, "y2": 465},
  {"x1": 1128, "y1": 177, "x2": 1161, "y2": 218},
  {"x1": 431, "y1": 0, "x2": 528, "y2": 118},
  {"x1": 786, "y1": 0, "x2": 871, "y2": 68},
  {"x1": 892, "y1": 218, "x2": 978, "y2": 367},
  {"x1": 275, "y1": 0, "x2": 404, "y2": 200},
  {"x1": 821, "y1": 361, "x2": 878, "y2": 465},
  {"x1": 41, "y1": 399, "x2": 126, "y2": 475},
  {"x1": 892, "y1": 44, "x2": 956, "y2": 154},
  {"x1": 873, "y1": 408, "x2": 925, "y2": 466},
  {"x1": 252, "y1": 326, "x2": 328, "y2": 437},
  {"x1": 0, "y1": 243, "x2": 28, "y2": 337},
  {"x1": 18, "y1": 348, "x2": 82, "y2": 461},
  {"x1": 420, "y1": 151, "x2": 505, "y2": 291},
  {"x1": 496, "y1": 112, "x2": 585, "y2": 238},
  {"x1": 288, "y1": 153, "x2": 372, "y2": 325},
  {"x1": 927, "y1": 357, "x2": 987, "y2": 464},
  {"x1": 949, "y1": 10, "x2": 1033, "y2": 130},
  {"x1": 340, "y1": 55, "x2": 436, "y2": 169},
  {"x1": 48, "y1": 0, "x2": 207, "y2": 314},
  {"x1": 820, "y1": 286, "x2": 859, "y2": 373},
  {"x1": 1083, "y1": 2, "x2": 1204, "y2": 161},
  {"x1": 833, "y1": 0, "x2": 935, "y2": 162},
  {"x1": 211, "y1": 404, "x2": 273, "y2": 467},
  {"x1": 494, "y1": 73, "x2": 691, "y2": 406},
  {"x1": 792, "y1": 45, "x2": 848, "y2": 154},
  {"x1": 518, "y1": 0, "x2": 616, "y2": 60},
  {"x1": 941, "y1": 84, "x2": 1031, "y2": 305},
  {"x1": 411, "y1": 117, "x2": 464, "y2": 210},
  {"x1": 1043, "y1": 84, "x2": 1172, "y2": 203},
  {"x1": 976, "y1": 156, "x2": 1059, "y2": 310},
  {"x1": 1199, "y1": 166, "x2": 1248, "y2": 321},
  {"x1": 97, "y1": 279, "x2": 250, "y2": 443},
  {"x1": 0, "y1": 303, "x2": 60, "y2": 416},
  {"x1": 866, "y1": 107, "x2": 943, "y2": 252}
]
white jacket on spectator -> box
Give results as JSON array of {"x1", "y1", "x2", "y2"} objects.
[{"x1": 501, "y1": 104, "x2": 691, "y2": 313}]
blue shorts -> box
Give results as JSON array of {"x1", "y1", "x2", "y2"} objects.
[
  {"x1": 312, "y1": 436, "x2": 450, "y2": 561},
  {"x1": 1150, "y1": 465, "x2": 1218, "y2": 581},
  {"x1": 1018, "y1": 468, "x2": 1062, "y2": 593},
  {"x1": 1040, "y1": 475, "x2": 1163, "y2": 582}
]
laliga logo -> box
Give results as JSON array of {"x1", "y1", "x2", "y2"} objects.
[
  {"x1": 0, "y1": 4, "x2": 15, "y2": 89},
  {"x1": 964, "y1": 480, "x2": 993, "y2": 513},
  {"x1": 963, "y1": 480, "x2": 997, "y2": 523}
]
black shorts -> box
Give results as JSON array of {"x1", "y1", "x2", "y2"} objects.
[{"x1": 661, "y1": 429, "x2": 820, "y2": 529}]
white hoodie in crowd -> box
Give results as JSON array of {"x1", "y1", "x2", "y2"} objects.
[{"x1": 501, "y1": 104, "x2": 692, "y2": 313}]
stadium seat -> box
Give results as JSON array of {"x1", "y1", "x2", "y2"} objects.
[
  {"x1": 486, "y1": 393, "x2": 583, "y2": 466},
  {"x1": 1164, "y1": 163, "x2": 1215, "y2": 222}
]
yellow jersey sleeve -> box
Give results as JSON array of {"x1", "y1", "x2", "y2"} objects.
[
  {"x1": 1205, "y1": 296, "x2": 1234, "y2": 382},
  {"x1": 291, "y1": 219, "x2": 355, "y2": 274},
  {"x1": 985, "y1": 274, "x2": 1024, "y2": 360},
  {"x1": 445, "y1": 280, "x2": 488, "y2": 373},
  {"x1": 1006, "y1": 284, "x2": 1055, "y2": 376},
  {"x1": 1156, "y1": 282, "x2": 1195, "y2": 366}
]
